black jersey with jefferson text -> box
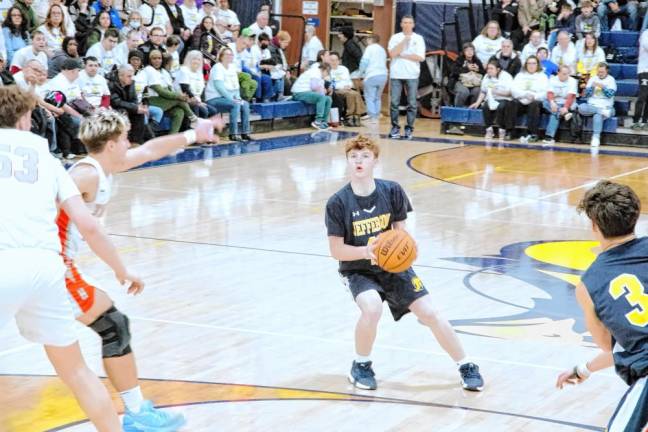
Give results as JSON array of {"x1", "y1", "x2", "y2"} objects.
[{"x1": 325, "y1": 179, "x2": 412, "y2": 272}]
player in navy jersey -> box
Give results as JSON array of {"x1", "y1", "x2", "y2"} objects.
[
  {"x1": 556, "y1": 180, "x2": 648, "y2": 432},
  {"x1": 325, "y1": 135, "x2": 484, "y2": 391}
]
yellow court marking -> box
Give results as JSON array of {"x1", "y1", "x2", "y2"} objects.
[{"x1": 525, "y1": 241, "x2": 599, "y2": 272}]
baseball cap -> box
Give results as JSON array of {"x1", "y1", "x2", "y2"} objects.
[{"x1": 240, "y1": 27, "x2": 254, "y2": 37}]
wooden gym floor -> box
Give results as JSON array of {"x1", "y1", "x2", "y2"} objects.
[{"x1": 2, "y1": 119, "x2": 647, "y2": 431}]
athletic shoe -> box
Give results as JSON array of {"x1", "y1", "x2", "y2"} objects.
[
  {"x1": 527, "y1": 135, "x2": 539, "y2": 143},
  {"x1": 229, "y1": 134, "x2": 243, "y2": 142},
  {"x1": 591, "y1": 135, "x2": 600, "y2": 147},
  {"x1": 389, "y1": 126, "x2": 401, "y2": 139},
  {"x1": 519, "y1": 135, "x2": 529, "y2": 144},
  {"x1": 311, "y1": 121, "x2": 329, "y2": 131},
  {"x1": 498, "y1": 129, "x2": 506, "y2": 140},
  {"x1": 632, "y1": 122, "x2": 645, "y2": 130},
  {"x1": 348, "y1": 360, "x2": 377, "y2": 390},
  {"x1": 542, "y1": 137, "x2": 555, "y2": 146},
  {"x1": 122, "y1": 400, "x2": 186, "y2": 432},
  {"x1": 485, "y1": 127, "x2": 494, "y2": 139},
  {"x1": 564, "y1": 112, "x2": 573, "y2": 121},
  {"x1": 459, "y1": 362, "x2": 484, "y2": 392},
  {"x1": 403, "y1": 127, "x2": 413, "y2": 140},
  {"x1": 361, "y1": 114, "x2": 371, "y2": 120},
  {"x1": 240, "y1": 134, "x2": 253, "y2": 141}
]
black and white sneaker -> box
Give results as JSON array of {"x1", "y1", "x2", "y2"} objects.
[
  {"x1": 389, "y1": 126, "x2": 401, "y2": 139},
  {"x1": 403, "y1": 127, "x2": 413, "y2": 140},
  {"x1": 348, "y1": 361, "x2": 377, "y2": 390},
  {"x1": 459, "y1": 362, "x2": 484, "y2": 391}
]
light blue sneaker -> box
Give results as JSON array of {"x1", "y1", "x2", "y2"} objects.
[{"x1": 122, "y1": 400, "x2": 186, "y2": 432}]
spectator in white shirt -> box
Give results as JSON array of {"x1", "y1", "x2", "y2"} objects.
[
  {"x1": 175, "y1": 49, "x2": 216, "y2": 118},
  {"x1": 47, "y1": 58, "x2": 84, "y2": 157},
  {"x1": 551, "y1": 31, "x2": 576, "y2": 74},
  {"x1": 301, "y1": 24, "x2": 323, "y2": 69},
  {"x1": 217, "y1": 0, "x2": 239, "y2": 34},
  {"x1": 358, "y1": 35, "x2": 387, "y2": 124},
  {"x1": 139, "y1": 0, "x2": 171, "y2": 33},
  {"x1": 329, "y1": 50, "x2": 365, "y2": 126},
  {"x1": 198, "y1": 0, "x2": 217, "y2": 24},
  {"x1": 520, "y1": 30, "x2": 547, "y2": 63},
  {"x1": 543, "y1": 64, "x2": 578, "y2": 145},
  {"x1": 180, "y1": 0, "x2": 200, "y2": 31},
  {"x1": 38, "y1": 4, "x2": 73, "y2": 52},
  {"x1": 85, "y1": 28, "x2": 119, "y2": 76},
  {"x1": 120, "y1": 10, "x2": 147, "y2": 45},
  {"x1": 578, "y1": 62, "x2": 616, "y2": 147},
  {"x1": 249, "y1": 11, "x2": 272, "y2": 41},
  {"x1": 473, "y1": 21, "x2": 506, "y2": 65},
  {"x1": 512, "y1": 55, "x2": 549, "y2": 143},
  {"x1": 78, "y1": 56, "x2": 110, "y2": 109},
  {"x1": 115, "y1": 29, "x2": 142, "y2": 66},
  {"x1": 632, "y1": 29, "x2": 648, "y2": 128},
  {"x1": 10, "y1": 29, "x2": 48, "y2": 73},
  {"x1": 576, "y1": 32, "x2": 605, "y2": 77},
  {"x1": 469, "y1": 59, "x2": 514, "y2": 140},
  {"x1": 388, "y1": 14, "x2": 425, "y2": 139}
]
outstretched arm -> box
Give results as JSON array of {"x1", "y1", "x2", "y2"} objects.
[
  {"x1": 556, "y1": 350, "x2": 614, "y2": 389},
  {"x1": 120, "y1": 116, "x2": 224, "y2": 171}
]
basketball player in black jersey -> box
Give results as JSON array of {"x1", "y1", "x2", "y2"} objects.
[
  {"x1": 556, "y1": 181, "x2": 648, "y2": 431},
  {"x1": 325, "y1": 135, "x2": 484, "y2": 391}
]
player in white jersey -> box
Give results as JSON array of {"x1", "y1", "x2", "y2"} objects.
[
  {"x1": 56, "y1": 108, "x2": 223, "y2": 431},
  {"x1": 0, "y1": 86, "x2": 141, "y2": 431}
]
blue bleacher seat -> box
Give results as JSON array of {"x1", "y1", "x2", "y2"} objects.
[
  {"x1": 617, "y1": 79, "x2": 638, "y2": 97},
  {"x1": 250, "y1": 102, "x2": 275, "y2": 120},
  {"x1": 599, "y1": 31, "x2": 639, "y2": 48},
  {"x1": 272, "y1": 101, "x2": 316, "y2": 118}
]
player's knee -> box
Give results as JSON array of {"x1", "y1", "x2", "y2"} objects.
[
  {"x1": 417, "y1": 308, "x2": 442, "y2": 327},
  {"x1": 359, "y1": 301, "x2": 383, "y2": 323},
  {"x1": 88, "y1": 306, "x2": 132, "y2": 358}
]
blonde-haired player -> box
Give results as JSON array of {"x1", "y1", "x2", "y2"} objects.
[
  {"x1": 57, "y1": 109, "x2": 223, "y2": 431},
  {"x1": 0, "y1": 86, "x2": 140, "y2": 431}
]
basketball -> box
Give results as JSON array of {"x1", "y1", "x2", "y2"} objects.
[{"x1": 375, "y1": 230, "x2": 418, "y2": 273}]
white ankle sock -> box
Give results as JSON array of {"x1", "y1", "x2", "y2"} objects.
[
  {"x1": 120, "y1": 386, "x2": 144, "y2": 413},
  {"x1": 356, "y1": 355, "x2": 371, "y2": 363},
  {"x1": 456, "y1": 357, "x2": 471, "y2": 369}
]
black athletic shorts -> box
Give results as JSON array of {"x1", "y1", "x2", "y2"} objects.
[{"x1": 340, "y1": 268, "x2": 429, "y2": 321}]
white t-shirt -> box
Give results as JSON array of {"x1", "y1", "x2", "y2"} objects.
[
  {"x1": 301, "y1": 36, "x2": 324, "y2": 64},
  {"x1": 576, "y1": 47, "x2": 606, "y2": 73},
  {"x1": 114, "y1": 41, "x2": 132, "y2": 66},
  {"x1": 78, "y1": 70, "x2": 110, "y2": 108},
  {"x1": 47, "y1": 73, "x2": 83, "y2": 102},
  {"x1": 12, "y1": 71, "x2": 30, "y2": 91},
  {"x1": 480, "y1": 70, "x2": 513, "y2": 101},
  {"x1": 138, "y1": 65, "x2": 165, "y2": 97},
  {"x1": 249, "y1": 22, "x2": 272, "y2": 40},
  {"x1": 548, "y1": 75, "x2": 578, "y2": 105},
  {"x1": 512, "y1": 71, "x2": 549, "y2": 104},
  {"x1": 133, "y1": 71, "x2": 148, "y2": 102},
  {"x1": 0, "y1": 129, "x2": 80, "y2": 253},
  {"x1": 639, "y1": 29, "x2": 648, "y2": 74},
  {"x1": 551, "y1": 43, "x2": 577, "y2": 73},
  {"x1": 291, "y1": 66, "x2": 323, "y2": 94},
  {"x1": 473, "y1": 35, "x2": 505, "y2": 65},
  {"x1": 139, "y1": 3, "x2": 170, "y2": 29},
  {"x1": 217, "y1": 8, "x2": 240, "y2": 27},
  {"x1": 521, "y1": 41, "x2": 547, "y2": 63},
  {"x1": 180, "y1": 3, "x2": 201, "y2": 31},
  {"x1": 586, "y1": 75, "x2": 617, "y2": 109},
  {"x1": 175, "y1": 65, "x2": 205, "y2": 98},
  {"x1": 330, "y1": 65, "x2": 352, "y2": 89},
  {"x1": 360, "y1": 43, "x2": 388, "y2": 80},
  {"x1": 388, "y1": 32, "x2": 426, "y2": 79},
  {"x1": 11, "y1": 47, "x2": 49, "y2": 71},
  {"x1": 86, "y1": 42, "x2": 118, "y2": 76},
  {"x1": 38, "y1": 25, "x2": 69, "y2": 52},
  {"x1": 205, "y1": 62, "x2": 239, "y2": 100}
]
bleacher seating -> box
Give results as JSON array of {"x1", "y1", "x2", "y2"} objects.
[{"x1": 440, "y1": 31, "x2": 640, "y2": 142}]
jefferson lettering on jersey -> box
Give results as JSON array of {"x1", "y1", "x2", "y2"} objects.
[{"x1": 325, "y1": 179, "x2": 412, "y2": 272}]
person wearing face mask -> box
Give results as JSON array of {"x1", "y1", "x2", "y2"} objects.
[
  {"x1": 120, "y1": 10, "x2": 147, "y2": 44},
  {"x1": 244, "y1": 30, "x2": 274, "y2": 102}
]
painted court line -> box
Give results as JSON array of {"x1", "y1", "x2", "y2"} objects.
[{"x1": 129, "y1": 315, "x2": 616, "y2": 378}]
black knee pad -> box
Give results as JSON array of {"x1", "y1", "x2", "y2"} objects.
[{"x1": 88, "y1": 306, "x2": 132, "y2": 358}]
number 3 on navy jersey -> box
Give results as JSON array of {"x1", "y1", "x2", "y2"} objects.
[
  {"x1": 609, "y1": 274, "x2": 648, "y2": 328},
  {"x1": 0, "y1": 144, "x2": 39, "y2": 183}
]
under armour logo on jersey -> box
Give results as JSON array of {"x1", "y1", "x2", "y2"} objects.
[
  {"x1": 363, "y1": 206, "x2": 376, "y2": 214},
  {"x1": 352, "y1": 211, "x2": 360, "y2": 217}
]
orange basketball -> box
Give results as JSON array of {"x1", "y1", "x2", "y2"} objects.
[{"x1": 375, "y1": 230, "x2": 418, "y2": 273}]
